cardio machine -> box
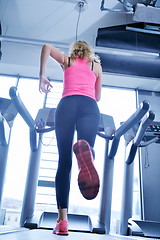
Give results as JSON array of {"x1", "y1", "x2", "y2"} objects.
[
  {"x1": 9, "y1": 86, "x2": 115, "y2": 234},
  {"x1": 9, "y1": 86, "x2": 151, "y2": 234},
  {"x1": 0, "y1": 98, "x2": 17, "y2": 213},
  {"x1": 119, "y1": 109, "x2": 160, "y2": 237},
  {"x1": 0, "y1": 98, "x2": 25, "y2": 234}
]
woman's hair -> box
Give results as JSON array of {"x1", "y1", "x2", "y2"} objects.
[{"x1": 69, "y1": 41, "x2": 100, "y2": 63}]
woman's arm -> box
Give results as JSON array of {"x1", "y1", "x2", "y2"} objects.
[
  {"x1": 95, "y1": 63, "x2": 102, "y2": 102},
  {"x1": 39, "y1": 44, "x2": 65, "y2": 93}
]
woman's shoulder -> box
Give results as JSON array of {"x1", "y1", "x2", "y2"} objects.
[
  {"x1": 93, "y1": 59, "x2": 102, "y2": 76},
  {"x1": 63, "y1": 55, "x2": 70, "y2": 69},
  {"x1": 63, "y1": 56, "x2": 77, "y2": 70},
  {"x1": 93, "y1": 59, "x2": 102, "y2": 70}
]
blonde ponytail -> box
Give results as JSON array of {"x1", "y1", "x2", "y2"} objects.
[{"x1": 69, "y1": 41, "x2": 100, "y2": 63}]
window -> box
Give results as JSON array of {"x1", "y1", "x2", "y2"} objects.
[
  {"x1": 69, "y1": 87, "x2": 138, "y2": 232},
  {"x1": 98, "y1": 87, "x2": 138, "y2": 233},
  {"x1": 35, "y1": 81, "x2": 62, "y2": 212},
  {"x1": 0, "y1": 75, "x2": 140, "y2": 233},
  {"x1": 0, "y1": 76, "x2": 17, "y2": 99}
]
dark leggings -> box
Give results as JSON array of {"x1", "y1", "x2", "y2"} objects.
[{"x1": 55, "y1": 95, "x2": 100, "y2": 209}]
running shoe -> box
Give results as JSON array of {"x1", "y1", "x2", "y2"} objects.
[
  {"x1": 73, "y1": 140, "x2": 100, "y2": 200},
  {"x1": 53, "y1": 220, "x2": 69, "y2": 235}
]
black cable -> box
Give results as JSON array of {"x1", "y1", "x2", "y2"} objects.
[{"x1": 39, "y1": 130, "x2": 55, "y2": 146}]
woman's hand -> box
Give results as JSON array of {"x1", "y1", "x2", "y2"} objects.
[{"x1": 39, "y1": 75, "x2": 53, "y2": 93}]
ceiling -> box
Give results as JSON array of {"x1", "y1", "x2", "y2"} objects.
[{"x1": 0, "y1": 0, "x2": 160, "y2": 91}]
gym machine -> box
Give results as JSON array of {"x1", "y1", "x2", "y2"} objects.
[
  {"x1": 0, "y1": 98, "x2": 27, "y2": 235},
  {"x1": 9, "y1": 86, "x2": 150, "y2": 234},
  {"x1": 9, "y1": 86, "x2": 114, "y2": 234},
  {"x1": 0, "y1": 98, "x2": 17, "y2": 222},
  {"x1": 119, "y1": 107, "x2": 160, "y2": 237}
]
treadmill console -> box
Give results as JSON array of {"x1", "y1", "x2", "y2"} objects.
[
  {"x1": 143, "y1": 121, "x2": 160, "y2": 142},
  {"x1": 145, "y1": 122, "x2": 160, "y2": 135}
]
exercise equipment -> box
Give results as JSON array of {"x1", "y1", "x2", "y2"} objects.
[
  {"x1": 98, "y1": 101, "x2": 150, "y2": 234},
  {"x1": 9, "y1": 87, "x2": 55, "y2": 228},
  {"x1": 9, "y1": 86, "x2": 115, "y2": 234},
  {"x1": 0, "y1": 98, "x2": 28, "y2": 235},
  {"x1": 9, "y1": 86, "x2": 150, "y2": 234},
  {"x1": 119, "y1": 109, "x2": 160, "y2": 237},
  {"x1": 0, "y1": 98, "x2": 17, "y2": 222}
]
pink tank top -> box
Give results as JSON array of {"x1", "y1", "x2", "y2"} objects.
[{"x1": 62, "y1": 58, "x2": 97, "y2": 100}]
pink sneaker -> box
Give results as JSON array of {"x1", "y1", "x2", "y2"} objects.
[
  {"x1": 53, "y1": 220, "x2": 69, "y2": 235},
  {"x1": 73, "y1": 140, "x2": 100, "y2": 200}
]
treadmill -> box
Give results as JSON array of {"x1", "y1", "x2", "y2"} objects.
[
  {"x1": 0, "y1": 98, "x2": 28, "y2": 235},
  {"x1": 9, "y1": 86, "x2": 150, "y2": 234},
  {"x1": 120, "y1": 108, "x2": 160, "y2": 237}
]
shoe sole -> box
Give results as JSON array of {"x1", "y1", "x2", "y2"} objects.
[
  {"x1": 73, "y1": 140, "x2": 100, "y2": 200},
  {"x1": 53, "y1": 230, "x2": 69, "y2": 235}
]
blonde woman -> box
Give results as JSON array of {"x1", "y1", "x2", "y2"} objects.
[{"x1": 39, "y1": 41, "x2": 102, "y2": 235}]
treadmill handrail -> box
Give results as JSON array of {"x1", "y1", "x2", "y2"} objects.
[
  {"x1": 108, "y1": 101, "x2": 149, "y2": 159},
  {"x1": 140, "y1": 136, "x2": 159, "y2": 147},
  {"x1": 126, "y1": 110, "x2": 155, "y2": 164},
  {"x1": 0, "y1": 113, "x2": 9, "y2": 146},
  {"x1": 134, "y1": 111, "x2": 155, "y2": 147},
  {"x1": 97, "y1": 131, "x2": 114, "y2": 140},
  {"x1": 97, "y1": 127, "x2": 115, "y2": 140},
  {"x1": 115, "y1": 101, "x2": 149, "y2": 138},
  {"x1": 9, "y1": 86, "x2": 35, "y2": 130}
]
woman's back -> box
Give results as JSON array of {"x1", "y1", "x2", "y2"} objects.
[{"x1": 62, "y1": 57, "x2": 97, "y2": 100}]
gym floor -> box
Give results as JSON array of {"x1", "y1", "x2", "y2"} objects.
[{"x1": 0, "y1": 229, "x2": 157, "y2": 240}]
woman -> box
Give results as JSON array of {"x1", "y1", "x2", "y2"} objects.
[{"x1": 39, "y1": 41, "x2": 102, "y2": 235}]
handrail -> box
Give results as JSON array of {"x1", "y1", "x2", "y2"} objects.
[
  {"x1": 97, "y1": 131, "x2": 114, "y2": 140},
  {"x1": 9, "y1": 86, "x2": 35, "y2": 130},
  {"x1": 97, "y1": 127, "x2": 115, "y2": 140},
  {"x1": 140, "y1": 136, "x2": 159, "y2": 147},
  {"x1": 133, "y1": 111, "x2": 155, "y2": 146},
  {"x1": 126, "y1": 110, "x2": 155, "y2": 164},
  {"x1": 108, "y1": 101, "x2": 149, "y2": 159},
  {"x1": 0, "y1": 114, "x2": 7, "y2": 146}
]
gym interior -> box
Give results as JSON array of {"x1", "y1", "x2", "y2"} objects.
[{"x1": 0, "y1": 0, "x2": 160, "y2": 239}]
